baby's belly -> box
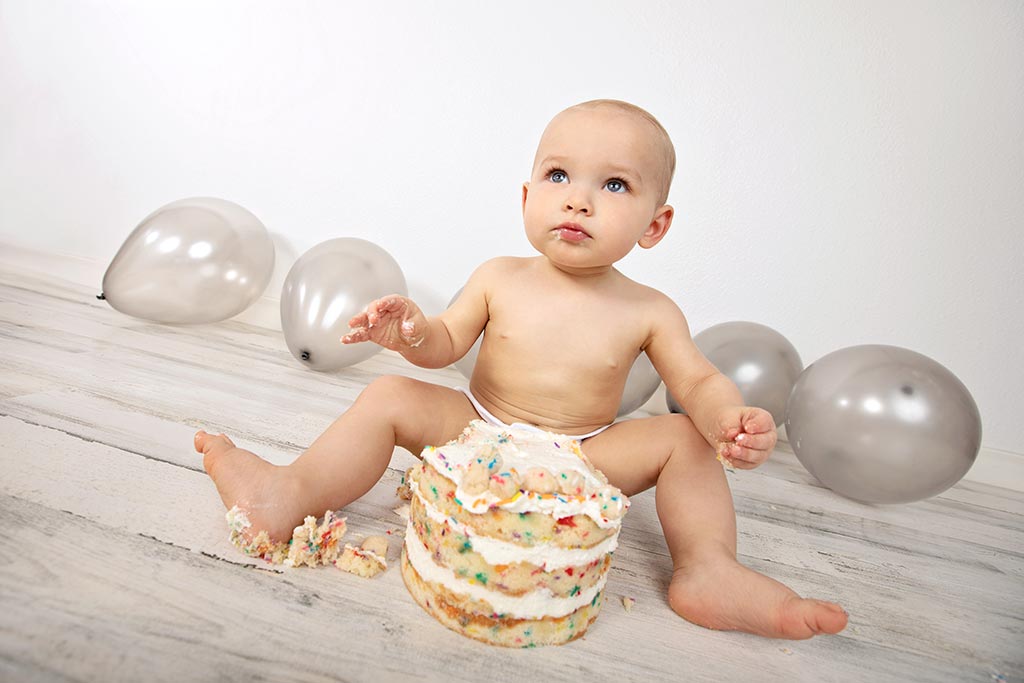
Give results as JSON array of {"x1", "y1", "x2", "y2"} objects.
[{"x1": 468, "y1": 371, "x2": 625, "y2": 436}]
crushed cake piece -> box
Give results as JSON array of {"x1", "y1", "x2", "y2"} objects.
[
  {"x1": 396, "y1": 467, "x2": 415, "y2": 500},
  {"x1": 621, "y1": 596, "x2": 636, "y2": 612},
  {"x1": 336, "y1": 535, "x2": 389, "y2": 578},
  {"x1": 225, "y1": 506, "x2": 347, "y2": 567}
]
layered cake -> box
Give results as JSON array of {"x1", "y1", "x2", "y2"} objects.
[{"x1": 400, "y1": 420, "x2": 629, "y2": 647}]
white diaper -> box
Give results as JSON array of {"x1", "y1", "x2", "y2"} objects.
[{"x1": 456, "y1": 387, "x2": 612, "y2": 440}]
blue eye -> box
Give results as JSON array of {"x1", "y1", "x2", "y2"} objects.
[
  {"x1": 549, "y1": 170, "x2": 568, "y2": 183},
  {"x1": 605, "y1": 179, "x2": 627, "y2": 193}
]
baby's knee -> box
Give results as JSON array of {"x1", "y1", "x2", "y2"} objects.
[
  {"x1": 658, "y1": 412, "x2": 697, "y2": 435},
  {"x1": 356, "y1": 375, "x2": 420, "y2": 410},
  {"x1": 657, "y1": 413, "x2": 713, "y2": 453}
]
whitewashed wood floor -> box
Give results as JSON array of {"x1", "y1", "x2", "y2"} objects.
[{"x1": 1, "y1": 266, "x2": 1021, "y2": 683}]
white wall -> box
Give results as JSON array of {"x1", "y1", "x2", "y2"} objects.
[{"x1": 1, "y1": 1, "x2": 1021, "y2": 454}]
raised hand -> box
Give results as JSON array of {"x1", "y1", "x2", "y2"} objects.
[
  {"x1": 342, "y1": 296, "x2": 427, "y2": 351},
  {"x1": 713, "y1": 406, "x2": 777, "y2": 469}
]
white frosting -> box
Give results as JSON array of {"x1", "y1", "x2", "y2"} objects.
[
  {"x1": 404, "y1": 520, "x2": 606, "y2": 620},
  {"x1": 421, "y1": 420, "x2": 629, "y2": 528},
  {"x1": 412, "y1": 484, "x2": 618, "y2": 570},
  {"x1": 226, "y1": 505, "x2": 250, "y2": 533}
]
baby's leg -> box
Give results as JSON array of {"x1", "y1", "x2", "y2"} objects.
[
  {"x1": 197, "y1": 376, "x2": 478, "y2": 541},
  {"x1": 582, "y1": 414, "x2": 847, "y2": 639}
]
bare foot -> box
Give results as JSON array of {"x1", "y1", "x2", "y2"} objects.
[
  {"x1": 668, "y1": 555, "x2": 848, "y2": 639},
  {"x1": 195, "y1": 430, "x2": 306, "y2": 542}
]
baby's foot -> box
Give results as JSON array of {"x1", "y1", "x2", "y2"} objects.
[
  {"x1": 668, "y1": 555, "x2": 848, "y2": 639},
  {"x1": 195, "y1": 430, "x2": 306, "y2": 542}
]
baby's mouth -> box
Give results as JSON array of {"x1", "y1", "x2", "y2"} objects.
[{"x1": 554, "y1": 222, "x2": 591, "y2": 242}]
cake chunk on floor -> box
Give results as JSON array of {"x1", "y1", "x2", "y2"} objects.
[
  {"x1": 226, "y1": 506, "x2": 348, "y2": 567},
  {"x1": 336, "y1": 535, "x2": 389, "y2": 577}
]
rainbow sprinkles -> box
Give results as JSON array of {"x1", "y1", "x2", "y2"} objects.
[{"x1": 400, "y1": 419, "x2": 629, "y2": 647}]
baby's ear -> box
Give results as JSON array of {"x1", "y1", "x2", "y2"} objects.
[
  {"x1": 521, "y1": 182, "x2": 530, "y2": 214},
  {"x1": 638, "y1": 205, "x2": 674, "y2": 249}
]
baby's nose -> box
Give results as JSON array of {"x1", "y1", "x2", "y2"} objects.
[{"x1": 564, "y1": 200, "x2": 591, "y2": 214}]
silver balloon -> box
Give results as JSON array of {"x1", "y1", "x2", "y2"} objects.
[
  {"x1": 785, "y1": 345, "x2": 982, "y2": 504},
  {"x1": 667, "y1": 321, "x2": 802, "y2": 425},
  {"x1": 617, "y1": 352, "x2": 662, "y2": 417},
  {"x1": 449, "y1": 285, "x2": 661, "y2": 415},
  {"x1": 281, "y1": 238, "x2": 407, "y2": 371},
  {"x1": 101, "y1": 197, "x2": 274, "y2": 323}
]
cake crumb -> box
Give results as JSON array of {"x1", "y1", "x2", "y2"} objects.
[
  {"x1": 396, "y1": 468, "x2": 415, "y2": 500},
  {"x1": 335, "y1": 536, "x2": 389, "y2": 578},
  {"x1": 621, "y1": 596, "x2": 636, "y2": 612},
  {"x1": 226, "y1": 506, "x2": 347, "y2": 567},
  {"x1": 392, "y1": 503, "x2": 411, "y2": 520},
  {"x1": 779, "y1": 647, "x2": 793, "y2": 655},
  {"x1": 715, "y1": 443, "x2": 736, "y2": 471}
]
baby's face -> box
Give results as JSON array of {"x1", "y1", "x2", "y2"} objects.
[{"x1": 522, "y1": 106, "x2": 670, "y2": 274}]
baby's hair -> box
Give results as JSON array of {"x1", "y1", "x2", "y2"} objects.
[{"x1": 566, "y1": 99, "x2": 676, "y2": 205}]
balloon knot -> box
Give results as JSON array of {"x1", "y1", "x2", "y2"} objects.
[
  {"x1": 300, "y1": 350, "x2": 311, "y2": 361},
  {"x1": 96, "y1": 293, "x2": 106, "y2": 300}
]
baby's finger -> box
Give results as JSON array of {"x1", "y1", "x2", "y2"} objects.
[
  {"x1": 734, "y1": 431, "x2": 776, "y2": 452},
  {"x1": 724, "y1": 445, "x2": 769, "y2": 468},
  {"x1": 364, "y1": 300, "x2": 385, "y2": 326},
  {"x1": 367, "y1": 297, "x2": 403, "y2": 326},
  {"x1": 347, "y1": 311, "x2": 369, "y2": 328},
  {"x1": 341, "y1": 328, "x2": 369, "y2": 344},
  {"x1": 741, "y1": 410, "x2": 775, "y2": 435},
  {"x1": 729, "y1": 455, "x2": 763, "y2": 470}
]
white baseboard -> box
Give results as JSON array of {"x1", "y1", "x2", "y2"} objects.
[{"x1": 3, "y1": 241, "x2": 1022, "y2": 493}]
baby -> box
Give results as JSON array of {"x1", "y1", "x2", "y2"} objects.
[{"x1": 197, "y1": 99, "x2": 848, "y2": 639}]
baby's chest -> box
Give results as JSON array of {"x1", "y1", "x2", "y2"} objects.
[{"x1": 485, "y1": 301, "x2": 646, "y2": 373}]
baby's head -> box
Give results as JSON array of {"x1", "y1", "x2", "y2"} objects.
[
  {"x1": 540, "y1": 100, "x2": 676, "y2": 205},
  {"x1": 523, "y1": 100, "x2": 677, "y2": 272}
]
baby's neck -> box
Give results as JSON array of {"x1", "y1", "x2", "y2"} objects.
[{"x1": 539, "y1": 256, "x2": 620, "y2": 282}]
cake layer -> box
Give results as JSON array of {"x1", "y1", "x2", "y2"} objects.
[
  {"x1": 409, "y1": 493, "x2": 610, "y2": 599},
  {"x1": 401, "y1": 546, "x2": 602, "y2": 648},
  {"x1": 404, "y1": 519, "x2": 607, "y2": 620},
  {"x1": 412, "y1": 485, "x2": 619, "y2": 569},
  {"x1": 411, "y1": 460, "x2": 617, "y2": 548},
  {"x1": 421, "y1": 421, "x2": 629, "y2": 527}
]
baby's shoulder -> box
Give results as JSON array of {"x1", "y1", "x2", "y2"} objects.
[
  {"x1": 612, "y1": 275, "x2": 689, "y2": 332},
  {"x1": 615, "y1": 272, "x2": 680, "y2": 308},
  {"x1": 468, "y1": 256, "x2": 535, "y2": 283}
]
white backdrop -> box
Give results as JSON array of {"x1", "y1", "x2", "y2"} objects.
[{"x1": 1, "y1": 1, "x2": 1021, "y2": 453}]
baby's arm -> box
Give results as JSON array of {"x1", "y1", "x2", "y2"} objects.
[
  {"x1": 342, "y1": 260, "x2": 496, "y2": 369},
  {"x1": 644, "y1": 296, "x2": 777, "y2": 469}
]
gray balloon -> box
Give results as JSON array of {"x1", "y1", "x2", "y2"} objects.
[
  {"x1": 449, "y1": 289, "x2": 661, "y2": 415},
  {"x1": 667, "y1": 321, "x2": 803, "y2": 425},
  {"x1": 101, "y1": 197, "x2": 274, "y2": 323},
  {"x1": 785, "y1": 345, "x2": 982, "y2": 504},
  {"x1": 281, "y1": 238, "x2": 407, "y2": 371},
  {"x1": 617, "y1": 351, "x2": 662, "y2": 417}
]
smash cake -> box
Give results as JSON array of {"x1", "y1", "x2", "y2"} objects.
[{"x1": 400, "y1": 419, "x2": 629, "y2": 647}]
